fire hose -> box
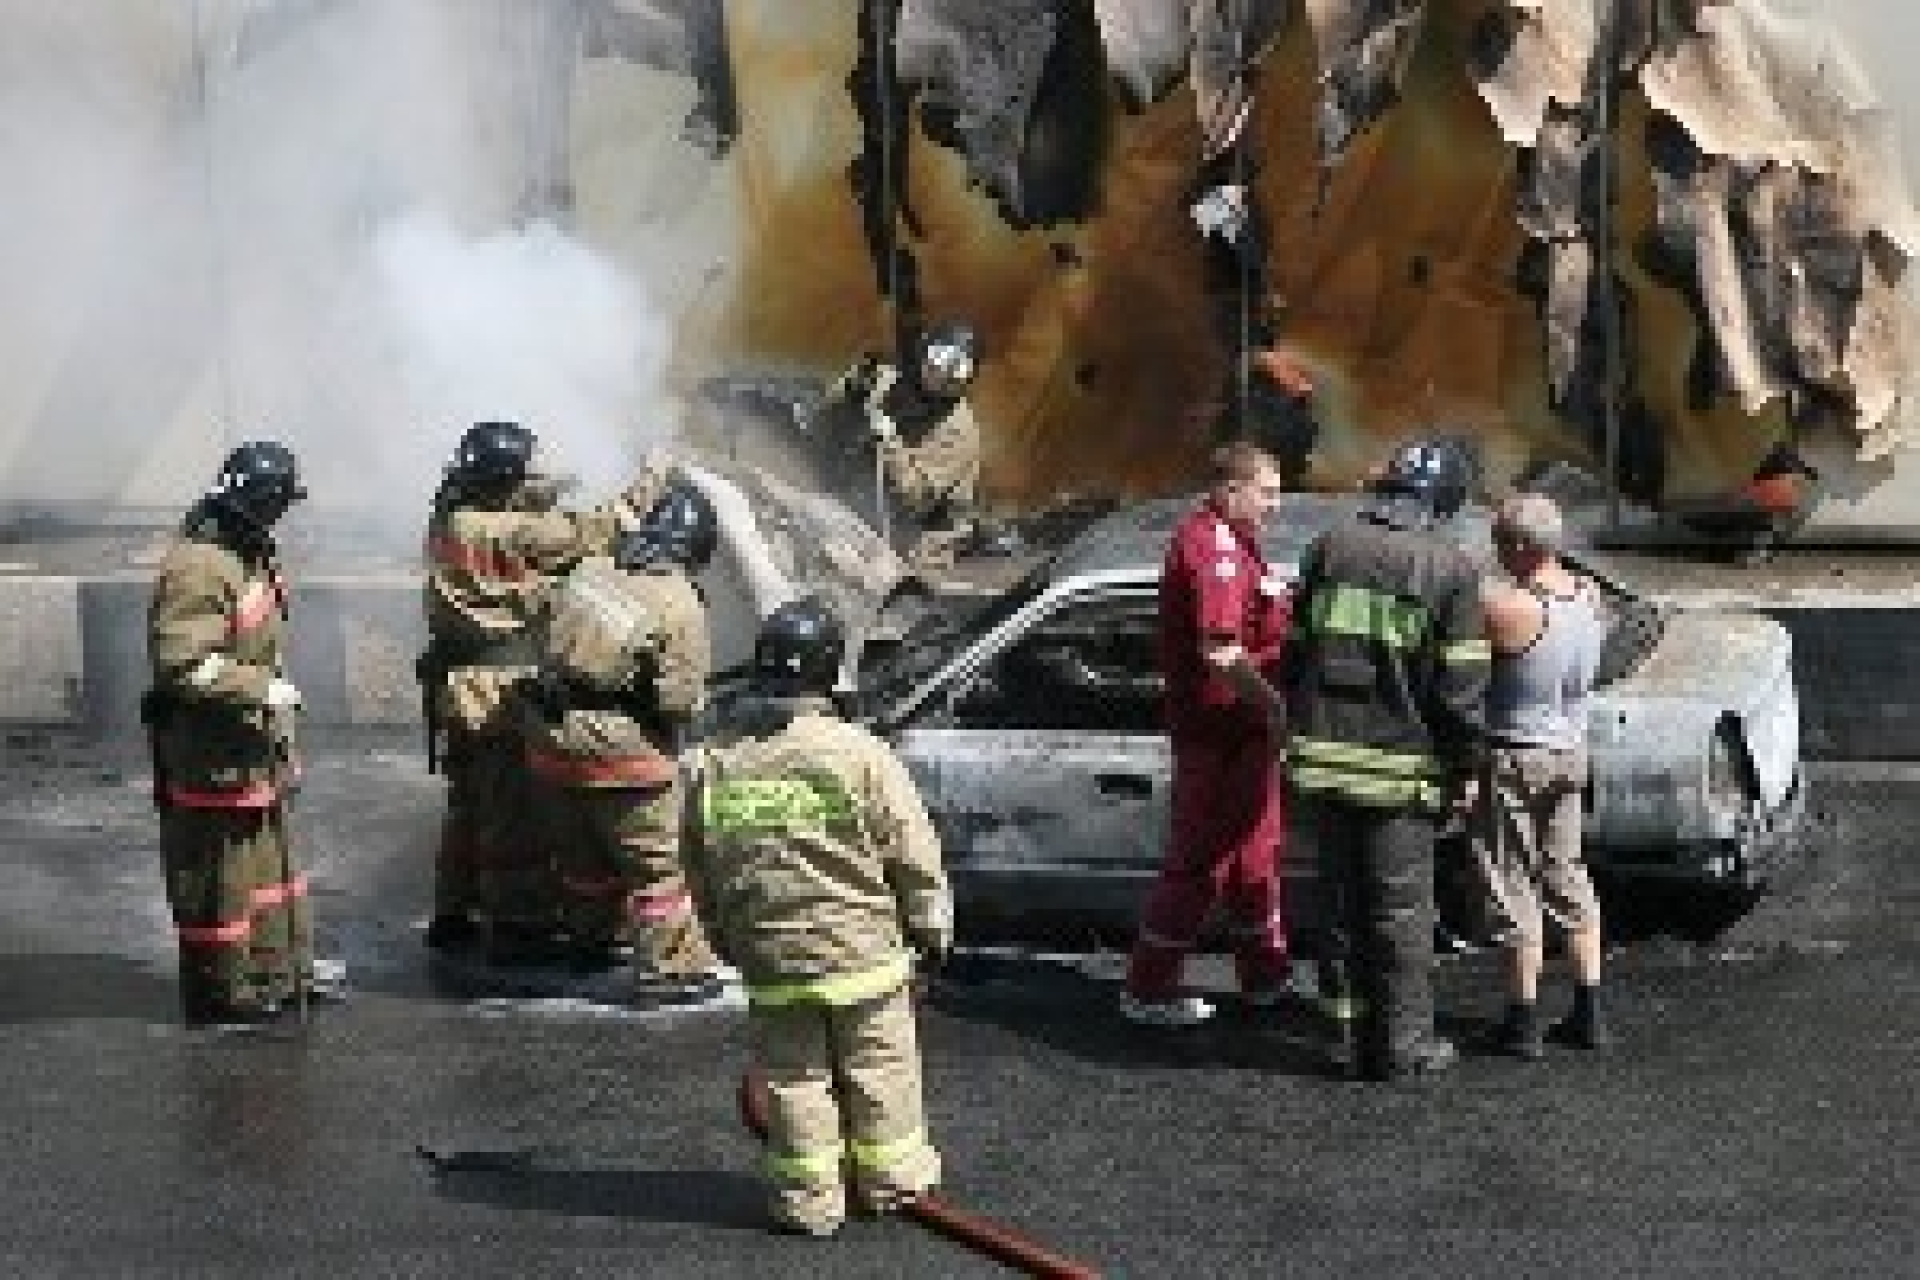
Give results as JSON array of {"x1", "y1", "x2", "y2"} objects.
[{"x1": 736, "y1": 1068, "x2": 1101, "y2": 1279}]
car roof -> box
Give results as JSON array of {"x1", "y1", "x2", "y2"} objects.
[{"x1": 1044, "y1": 492, "x2": 1494, "y2": 582}]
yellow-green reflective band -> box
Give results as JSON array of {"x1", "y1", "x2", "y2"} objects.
[
  {"x1": 1308, "y1": 584, "x2": 1430, "y2": 650},
  {"x1": 849, "y1": 1129, "x2": 931, "y2": 1172},
  {"x1": 1290, "y1": 736, "x2": 1439, "y2": 777},
  {"x1": 1319, "y1": 995, "x2": 1365, "y2": 1022},
  {"x1": 764, "y1": 1145, "x2": 844, "y2": 1182},
  {"x1": 1442, "y1": 639, "x2": 1492, "y2": 663},
  {"x1": 747, "y1": 954, "x2": 911, "y2": 1007},
  {"x1": 1290, "y1": 766, "x2": 1441, "y2": 807},
  {"x1": 703, "y1": 774, "x2": 857, "y2": 835}
]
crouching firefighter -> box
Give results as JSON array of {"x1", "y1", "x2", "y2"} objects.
[
  {"x1": 686, "y1": 598, "x2": 950, "y2": 1237},
  {"x1": 144, "y1": 441, "x2": 342, "y2": 1028},
  {"x1": 823, "y1": 321, "x2": 984, "y2": 573},
  {"x1": 1283, "y1": 438, "x2": 1491, "y2": 1080},
  {"x1": 516, "y1": 481, "x2": 728, "y2": 1000},
  {"x1": 419, "y1": 421, "x2": 664, "y2": 962}
]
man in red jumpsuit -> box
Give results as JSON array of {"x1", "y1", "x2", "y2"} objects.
[{"x1": 1121, "y1": 440, "x2": 1294, "y2": 1027}]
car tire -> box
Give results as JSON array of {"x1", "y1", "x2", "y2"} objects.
[{"x1": 1730, "y1": 765, "x2": 1809, "y2": 893}]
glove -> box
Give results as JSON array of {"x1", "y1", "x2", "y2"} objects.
[{"x1": 264, "y1": 678, "x2": 303, "y2": 711}]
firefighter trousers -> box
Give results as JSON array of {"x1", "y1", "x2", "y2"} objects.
[
  {"x1": 750, "y1": 984, "x2": 941, "y2": 1234},
  {"x1": 1297, "y1": 795, "x2": 1440, "y2": 1071},
  {"x1": 159, "y1": 804, "x2": 312, "y2": 1017},
  {"x1": 547, "y1": 779, "x2": 718, "y2": 976},
  {"x1": 1127, "y1": 733, "x2": 1290, "y2": 999},
  {"x1": 440, "y1": 721, "x2": 554, "y2": 931}
]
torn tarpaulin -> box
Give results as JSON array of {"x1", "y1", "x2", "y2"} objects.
[
  {"x1": 1458, "y1": 0, "x2": 1918, "y2": 458},
  {"x1": 1636, "y1": 1, "x2": 1920, "y2": 457},
  {"x1": 1305, "y1": 0, "x2": 1429, "y2": 179},
  {"x1": 896, "y1": 0, "x2": 1061, "y2": 219}
]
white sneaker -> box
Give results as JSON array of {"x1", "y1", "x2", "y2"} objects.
[{"x1": 1118, "y1": 992, "x2": 1216, "y2": 1027}]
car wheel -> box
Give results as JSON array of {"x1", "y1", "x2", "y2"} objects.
[{"x1": 1728, "y1": 766, "x2": 1809, "y2": 893}]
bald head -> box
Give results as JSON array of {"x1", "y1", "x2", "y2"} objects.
[{"x1": 1494, "y1": 492, "x2": 1566, "y2": 558}]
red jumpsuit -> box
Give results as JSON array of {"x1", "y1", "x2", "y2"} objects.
[{"x1": 1126, "y1": 499, "x2": 1292, "y2": 1000}]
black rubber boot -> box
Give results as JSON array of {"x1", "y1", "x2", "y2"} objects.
[
  {"x1": 1489, "y1": 1001, "x2": 1547, "y2": 1061},
  {"x1": 1363, "y1": 1035, "x2": 1457, "y2": 1082},
  {"x1": 1549, "y1": 984, "x2": 1613, "y2": 1050},
  {"x1": 182, "y1": 996, "x2": 284, "y2": 1032}
]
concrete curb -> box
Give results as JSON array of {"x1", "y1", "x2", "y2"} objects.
[{"x1": 2, "y1": 575, "x2": 424, "y2": 732}]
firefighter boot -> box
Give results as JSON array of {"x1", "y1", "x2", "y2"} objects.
[
  {"x1": 1549, "y1": 984, "x2": 1613, "y2": 1050},
  {"x1": 1489, "y1": 1001, "x2": 1546, "y2": 1061},
  {"x1": 1362, "y1": 1035, "x2": 1458, "y2": 1082}
]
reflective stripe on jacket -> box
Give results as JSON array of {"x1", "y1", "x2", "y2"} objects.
[
  {"x1": 1283, "y1": 510, "x2": 1489, "y2": 811},
  {"x1": 686, "y1": 698, "x2": 951, "y2": 1005},
  {"x1": 145, "y1": 505, "x2": 295, "y2": 801},
  {"x1": 517, "y1": 561, "x2": 711, "y2": 788}
]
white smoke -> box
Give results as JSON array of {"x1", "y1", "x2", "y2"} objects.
[
  {"x1": 0, "y1": 0, "x2": 689, "y2": 545},
  {"x1": 367, "y1": 209, "x2": 668, "y2": 507}
]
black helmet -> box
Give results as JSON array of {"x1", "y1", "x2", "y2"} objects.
[
  {"x1": 615, "y1": 481, "x2": 719, "y2": 573},
  {"x1": 1371, "y1": 437, "x2": 1475, "y2": 521},
  {"x1": 210, "y1": 440, "x2": 306, "y2": 529},
  {"x1": 453, "y1": 421, "x2": 536, "y2": 488},
  {"x1": 916, "y1": 321, "x2": 979, "y2": 398},
  {"x1": 751, "y1": 596, "x2": 846, "y2": 695}
]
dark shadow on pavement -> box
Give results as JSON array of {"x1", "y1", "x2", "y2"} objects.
[
  {"x1": 421, "y1": 1148, "x2": 765, "y2": 1230},
  {"x1": 0, "y1": 951, "x2": 177, "y2": 1024},
  {"x1": 925, "y1": 950, "x2": 1348, "y2": 1079}
]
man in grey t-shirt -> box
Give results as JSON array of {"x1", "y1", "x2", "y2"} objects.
[{"x1": 1476, "y1": 493, "x2": 1611, "y2": 1059}]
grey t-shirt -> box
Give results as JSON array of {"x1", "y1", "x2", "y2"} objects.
[{"x1": 1486, "y1": 581, "x2": 1605, "y2": 750}]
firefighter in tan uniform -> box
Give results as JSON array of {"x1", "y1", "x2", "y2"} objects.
[
  {"x1": 686, "y1": 598, "x2": 950, "y2": 1237},
  {"x1": 420, "y1": 421, "x2": 664, "y2": 963},
  {"x1": 516, "y1": 481, "x2": 727, "y2": 998},
  {"x1": 144, "y1": 442, "x2": 342, "y2": 1028},
  {"x1": 825, "y1": 321, "x2": 983, "y2": 572}
]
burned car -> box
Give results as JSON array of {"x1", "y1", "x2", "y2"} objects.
[{"x1": 838, "y1": 495, "x2": 1805, "y2": 935}]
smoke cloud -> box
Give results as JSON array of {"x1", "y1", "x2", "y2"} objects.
[{"x1": 0, "y1": 1, "x2": 684, "y2": 547}]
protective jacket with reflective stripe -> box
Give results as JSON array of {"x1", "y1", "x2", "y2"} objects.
[
  {"x1": 422, "y1": 463, "x2": 665, "y2": 667},
  {"x1": 686, "y1": 697, "x2": 950, "y2": 1005},
  {"x1": 145, "y1": 504, "x2": 295, "y2": 803},
  {"x1": 1283, "y1": 508, "x2": 1489, "y2": 811},
  {"x1": 864, "y1": 365, "x2": 981, "y2": 516},
  {"x1": 519, "y1": 561, "x2": 711, "y2": 788}
]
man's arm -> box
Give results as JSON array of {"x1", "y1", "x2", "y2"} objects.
[
  {"x1": 1431, "y1": 567, "x2": 1493, "y2": 802},
  {"x1": 149, "y1": 553, "x2": 272, "y2": 707},
  {"x1": 1181, "y1": 520, "x2": 1258, "y2": 711},
  {"x1": 870, "y1": 746, "x2": 952, "y2": 962},
  {"x1": 1480, "y1": 576, "x2": 1543, "y2": 658},
  {"x1": 678, "y1": 751, "x2": 735, "y2": 966}
]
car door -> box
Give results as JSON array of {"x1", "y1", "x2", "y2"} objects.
[{"x1": 892, "y1": 586, "x2": 1171, "y2": 893}]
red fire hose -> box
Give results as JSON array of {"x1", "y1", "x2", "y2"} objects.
[{"x1": 737, "y1": 1069, "x2": 1101, "y2": 1279}]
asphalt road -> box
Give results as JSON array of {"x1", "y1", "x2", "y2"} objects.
[{"x1": 1, "y1": 734, "x2": 1915, "y2": 1278}]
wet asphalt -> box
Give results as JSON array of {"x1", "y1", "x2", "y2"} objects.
[{"x1": 1, "y1": 734, "x2": 1915, "y2": 1279}]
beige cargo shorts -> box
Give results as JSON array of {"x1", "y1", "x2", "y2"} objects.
[{"x1": 1471, "y1": 744, "x2": 1600, "y2": 946}]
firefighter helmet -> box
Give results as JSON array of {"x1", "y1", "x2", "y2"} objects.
[
  {"x1": 209, "y1": 440, "x2": 306, "y2": 529},
  {"x1": 615, "y1": 481, "x2": 720, "y2": 573},
  {"x1": 751, "y1": 596, "x2": 847, "y2": 695},
  {"x1": 1371, "y1": 437, "x2": 1475, "y2": 521},
  {"x1": 452, "y1": 421, "x2": 537, "y2": 488},
  {"x1": 916, "y1": 322, "x2": 979, "y2": 398}
]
